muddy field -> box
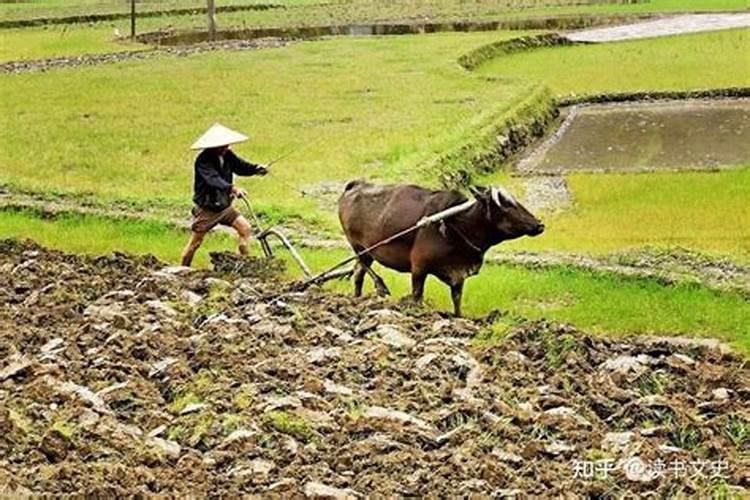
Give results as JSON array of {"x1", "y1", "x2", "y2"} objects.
[
  {"x1": 1, "y1": 240, "x2": 748, "y2": 497},
  {"x1": 517, "y1": 99, "x2": 750, "y2": 175}
]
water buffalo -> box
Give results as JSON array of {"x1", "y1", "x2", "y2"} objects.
[{"x1": 338, "y1": 181, "x2": 544, "y2": 316}]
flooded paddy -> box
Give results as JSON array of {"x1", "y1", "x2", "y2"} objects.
[{"x1": 518, "y1": 99, "x2": 750, "y2": 174}]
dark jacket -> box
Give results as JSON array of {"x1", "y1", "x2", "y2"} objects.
[{"x1": 192, "y1": 148, "x2": 262, "y2": 211}]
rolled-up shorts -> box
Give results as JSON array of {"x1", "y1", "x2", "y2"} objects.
[{"x1": 191, "y1": 205, "x2": 241, "y2": 233}]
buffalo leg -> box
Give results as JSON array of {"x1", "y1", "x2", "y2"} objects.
[
  {"x1": 365, "y1": 267, "x2": 390, "y2": 296},
  {"x1": 411, "y1": 270, "x2": 427, "y2": 305},
  {"x1": 354, "y1": 254, "x2": 390, "y2": 297},
  {"x1": 450, "y1": 280, "x2": 465, "y2": 317},
  {"x1": 353, "y1": 261, "x2": 367, "y2": 297}
]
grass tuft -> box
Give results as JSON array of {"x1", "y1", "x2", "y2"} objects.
[{"x1": 264, "y1": 410, "x2": 314, "y2": 442}]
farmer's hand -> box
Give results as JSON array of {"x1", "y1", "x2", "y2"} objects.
[
  {"x1": 256, "y1": 164, "x2": 269, "y2": 176},
  {"x1": 231, "y1": 185, "x2": 247, "y2": 199}
]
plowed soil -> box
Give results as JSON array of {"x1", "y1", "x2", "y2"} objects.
[{"x1": 1, "y1": 240, "x2": 748, "y2": 497}]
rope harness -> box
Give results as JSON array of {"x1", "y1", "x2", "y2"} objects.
[{"x1": 441, "y1": 220, "x2": 483, "y2": 254}]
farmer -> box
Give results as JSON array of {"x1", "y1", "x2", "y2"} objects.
[{"x1": 181, "y1": 123, "x2": 268, "y2": 267}]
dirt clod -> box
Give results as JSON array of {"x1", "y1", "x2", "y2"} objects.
[{"x1": 209, "y1": 251, "x2": 286, "y2": 279}]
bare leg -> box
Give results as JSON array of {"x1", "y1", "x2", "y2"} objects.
[
  {"x1": 232, "y1": 215, "x2": 253, "y2": 256},
  {"x1": 181, "y1": 231, "x2": 206, "y2": 267},
  {"x1": 450, "y1": 280, "x2": 464, "y2": 317}
]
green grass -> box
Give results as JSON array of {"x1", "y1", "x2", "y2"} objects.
[
  {"x1": 0, "y1": 209, "x2": 235, "y2": 267},
  {"x1": 0, "y1": 31, "x2": 536, "y2": 231},
  {"x1": 168, "y1": 392, "x2": 203, "y2": 414},
  {"x1": 3, "y1": 28, "x2": 748, "y2": 250},
  {"x1": 0, "y1": 26, "x2": 142, "y2": 62},
  {"x1": 477, "y1": 28, "x2": 750, "y2": 96},
  {"x1": 493, "y1": 167, "x2": 750, "y2": 259},
  {"x1": 0, "y1": 0, "x2": 283, "y2": 21},
  {"x1": 3, "y1": 209, "x2": 747, "y2": 354},
  {"x1": 50, "y1": 419, "x2": 77, "y2": 441},
  {"x1": 306, "y1": 249, "x2": 750, "y2": 355},
  {"x1": 264, "y1": 410, "x2": 315, "y2": 442}
]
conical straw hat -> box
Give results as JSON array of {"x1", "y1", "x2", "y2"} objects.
[{"x1": 190, "y1": 123, "x2": 249, "y2": 150}]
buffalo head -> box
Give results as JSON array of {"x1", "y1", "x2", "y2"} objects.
[{"x1": 471, "y1": 186, "x2": 545, "y2": 240}]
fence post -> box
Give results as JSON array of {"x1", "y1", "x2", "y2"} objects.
[
  {"x1": 130, "y1": 0, "x2": 136, "y2": 40},
  {"x1": 207, "y1": 0, "x2": 217, "y2": 42}
]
